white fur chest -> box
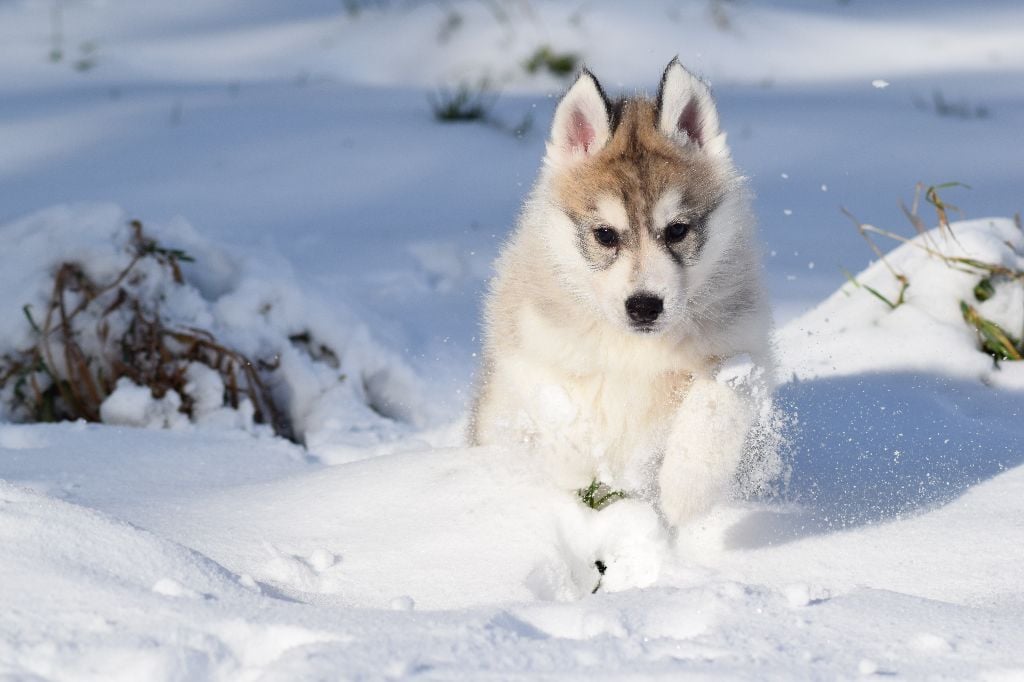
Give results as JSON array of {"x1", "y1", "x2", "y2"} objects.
[{"x1": 485, "y1": 303, "x2": 701, "y2": 490}]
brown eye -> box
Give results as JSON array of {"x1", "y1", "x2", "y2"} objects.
[
  {"x1": 593, "y1": 226, "x2": 619, "y2": 248},
  {"x1": 665, "y1": 222, "x2": 690, "y2": 244}
]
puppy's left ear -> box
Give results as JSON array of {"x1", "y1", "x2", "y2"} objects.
[{"x1": 656, "y1": 58, "x2": 728, "y2": 158}]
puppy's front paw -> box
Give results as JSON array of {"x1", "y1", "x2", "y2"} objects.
[
  {"x1": 658, "y1": 468, "x2": 718, "y2": 527},
  {"x1": 658, "y1": 379, "x2": 753, "y2": 526}
]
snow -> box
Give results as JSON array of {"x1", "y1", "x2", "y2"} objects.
[
  {"x1": 2, "y1": 1, "x2": 1024, "y2": 679},
  {"x1": 100, "y1": 377, "x2": 189, "y2": 430},
  {"x1": 778, "y1": 217, "x2": 1024, "y2": 383}
]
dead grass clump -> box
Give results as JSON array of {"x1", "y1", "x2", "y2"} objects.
[
  {"x1": 523, "y1": 46, "x2": 579, "y2": 79},
  {"x1": 428, "y1": 80, "x2": 497, "y2": 122},
  {"x1": 842, "y1": 183, "x2": 1024, "y2": 364},
  {"x1": 0, "y1": 221, "x2": 294, "y2": 440}
]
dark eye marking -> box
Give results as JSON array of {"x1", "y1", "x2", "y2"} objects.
[
  {"x1": 664, "y1": 221, "x2": 690, "y2": 244},
  {"x1": 593, "y1": 226, "x2": 620, "y2": 248}
]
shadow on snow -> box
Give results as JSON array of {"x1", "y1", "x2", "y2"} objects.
[{"x1": 729, "y1": 370, "x2": 1024, "y2": 549}]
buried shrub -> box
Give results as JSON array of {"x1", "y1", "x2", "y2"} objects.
[{"x1": 0, "y1": 221, "x2": 294, "y2": 440}]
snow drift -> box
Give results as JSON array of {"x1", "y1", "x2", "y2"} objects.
[{"x1": 2, "y1": 207, "x2": 1023, "y2": 679}]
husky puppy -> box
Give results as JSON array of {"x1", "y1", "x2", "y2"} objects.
[{"x1": 470, "y1": 59, "x2": 771, "y2": 525}]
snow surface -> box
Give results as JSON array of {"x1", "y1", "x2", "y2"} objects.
[{"x1": 2, "y1": 1, "x2": 1024, "y2": 679}]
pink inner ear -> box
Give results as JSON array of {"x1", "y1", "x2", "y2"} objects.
[
  {"x1": 568, "y1": 108, "x2": 596, "y2": 154},
  {"x1": 677, "y1": 100, "x2": 703, "y2": 147}
]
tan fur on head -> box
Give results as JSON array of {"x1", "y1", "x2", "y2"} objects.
[{"x1": 551, "y1": 99, "x2": 722, "y2": 272}]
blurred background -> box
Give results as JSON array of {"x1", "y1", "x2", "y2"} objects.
[{"x1": 2, "y1": 0, "x2": 1022, "y2": 404}]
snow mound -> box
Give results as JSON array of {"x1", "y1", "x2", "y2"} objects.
[
  {"x1": 154, "y1": 445, "x2": 678, "y2": 609},
  {"x1": 0, "y1": 480, "x2": 345, "y2": 680},
  {"x1": 0, "y1": 204, "x2": 432, "y2": 461},
  {"x1": 769, "y1": 217, "x2": 1024, "y2": 525},
  {"x1": 778, "y1": 217, "x2": 1024, "y2": 385}
]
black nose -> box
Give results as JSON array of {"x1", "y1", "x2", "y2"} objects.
[{"x1": 625, "y1": 294, "x2": 663, "y2": 325}]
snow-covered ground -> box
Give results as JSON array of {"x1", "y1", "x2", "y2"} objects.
[{"x1": 2, "y1": 1, "x2": 1024, "y2": 679}]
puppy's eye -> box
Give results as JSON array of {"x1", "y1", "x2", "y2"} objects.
[
  {"x1": 665, "y1": 222, "x2": 690, "y2": 244},
  {"x1": 593, "y1": 226, "x2": 619, "y2": 248}
]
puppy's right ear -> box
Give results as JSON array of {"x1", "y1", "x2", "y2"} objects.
[{"x1": 545, "y1": 69, "x2": 612, "y2": 168}]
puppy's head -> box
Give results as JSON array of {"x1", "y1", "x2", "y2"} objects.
[{"x1": 539, "y1": 59, "x2": 747, "y2": 337}]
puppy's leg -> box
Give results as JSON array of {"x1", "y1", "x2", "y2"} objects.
[{"x1": 658, "y1": 378, "x2": 753, "y2": 526}]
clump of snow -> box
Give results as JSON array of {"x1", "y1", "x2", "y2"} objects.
[
  {"x1": 306, "y1": 548, "x2": 337, "y2": 572},
  {"x1": 261, "y1": 544, "x2": 348, "y2": 595},
  {"x1": 100, "y1": 378, "x2": 190, "y2": 430},
  {"x1": 782, "y1": 582, "x2": 831, "y2": 608},
  {"x1": 237, "y1": 574, "x2": 261, "y2": 593},
  {"x1": 152, "y1": 577, "x2": 204, "y2": 599},
  {"x1": 184, "y1": 363, "x2": 227, "y2": 418},
  {"x1": 858, "y1": 658, "x2": 880, "y2": 676},
  {"x1": 910, "y1": 632, "x2": 955, "y2": 654}
]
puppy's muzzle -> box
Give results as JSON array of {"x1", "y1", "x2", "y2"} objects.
[{"x1": 625, "y1": 293, "x2": 663, "y2": 327}]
